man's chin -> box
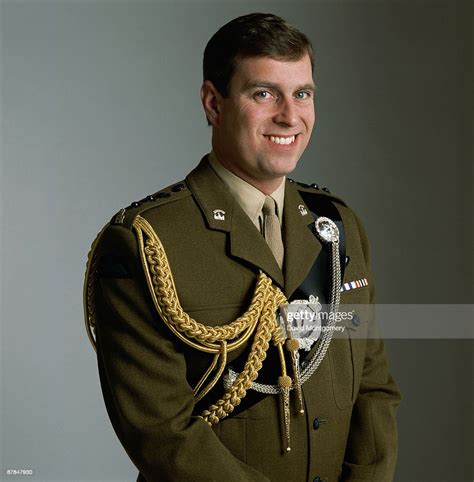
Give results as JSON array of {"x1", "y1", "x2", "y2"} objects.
[{"x1": 267, "y1": 160, "x2": 300, "y2": 178}]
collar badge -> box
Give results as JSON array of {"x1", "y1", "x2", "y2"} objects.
[
  {"x1": 213, "y1": 209, "x2": 226, "y2": 221},
  {"x1": 298, "y1": 204, "x2": 308, "y2": 216}
]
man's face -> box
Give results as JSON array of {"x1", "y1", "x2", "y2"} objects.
[{"x1": 210, "y1": 53, "x2": 315, "y2": 189}]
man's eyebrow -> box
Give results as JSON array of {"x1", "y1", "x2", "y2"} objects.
[{"x1": 243, "y1": 80, "x2": 316, "y2": 93}]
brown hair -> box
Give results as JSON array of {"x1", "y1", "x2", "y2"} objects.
[{"x1": 203, "y1": 13, "x2": 315, "y2": 98}]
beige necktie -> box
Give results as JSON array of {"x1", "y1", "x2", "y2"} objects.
[{"x1": 262, "y1": 196, "x2": 284, "y2": 269}]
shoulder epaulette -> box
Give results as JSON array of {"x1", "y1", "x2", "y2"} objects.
[
  {"x1": 288, "y1": 178, "x2": 347, "y2": 207},
  {"x1": 109, "y1": 180, "x2": 191, "y2": 230}
]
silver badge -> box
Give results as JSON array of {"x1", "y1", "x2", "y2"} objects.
[
  {"x1": 314, "y1": 216, "x2": 339, "y2": 243},
  {"x1": 279, "y1": 295, "x2": 322, "y2": 351}
]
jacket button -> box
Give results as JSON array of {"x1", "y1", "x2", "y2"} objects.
[
  {"x1": 313, "y1": 418, "x2": 320, "y2": 430},
  {"x1": 301, "y1": 359, "x2": 309, "y2": 369},
  {"x1": 352, "y1": 314, "x2": 361, "y2": 327},
  {"x1": 313, "y1": 477, "x2": 321, "y2": 482}
]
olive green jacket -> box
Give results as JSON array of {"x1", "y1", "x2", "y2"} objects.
[{"x1": 88, "y1": 156, "x2": 401, "y2": 482}]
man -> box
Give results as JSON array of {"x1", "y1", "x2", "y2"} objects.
[{"x1": 84, "y1": 13, "x2": 401, "y2": 482}]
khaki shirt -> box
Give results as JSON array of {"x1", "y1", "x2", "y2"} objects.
[{"x1": 208, "y1": 151, "x2": 285, "y2": 232}]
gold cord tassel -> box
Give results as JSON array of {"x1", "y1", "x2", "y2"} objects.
[
  {"x1": 278, "y1": 374, "x2": 292, "y2": 452},
  {"x1": 277, "y1": 343, "x2": 293, "y2": 452},
  {"x1": 286, "y1": 338, "x2": 304, "y2": 414}
]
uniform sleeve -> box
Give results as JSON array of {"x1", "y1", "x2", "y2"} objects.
[
  {"x1": 341, "y1": 213, "x2": 402, "y2": 482},
  {"x1": 93, "y1": 224, "x2": 269, "y2": 482}
]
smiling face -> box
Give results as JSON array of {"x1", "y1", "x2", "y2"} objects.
[{"x1": 201, "y1": 53, "x2": 315, "y2": 194}]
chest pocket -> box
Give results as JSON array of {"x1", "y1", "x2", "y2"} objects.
[{"x1": 328, "y1": 329, "x2": 354, "y2": 409}]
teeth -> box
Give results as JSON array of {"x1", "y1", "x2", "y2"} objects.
[{"x1": 268, "y1": 135, "x2": 296, "y2": 145}]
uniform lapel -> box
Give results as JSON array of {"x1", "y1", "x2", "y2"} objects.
[
  {"x1": 229, "y1": 209, "x2": 284, "y2": 288},
  {"x1": 186, "y1": 156, "x2": 284, "y2": 289},
  {"x1": 283, "y1": 181, "x2": 322, "y2": 298}
]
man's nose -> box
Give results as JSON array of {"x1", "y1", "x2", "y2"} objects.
[{"x1": 273, "y1": 97, "x2": 298, "y2": 126}]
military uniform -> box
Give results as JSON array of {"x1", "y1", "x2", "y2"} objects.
[{"x1": 84, "y1": 155, "x2": 401, "y2": 482}]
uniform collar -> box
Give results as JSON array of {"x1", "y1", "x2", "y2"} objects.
[
  {"x1": 208, "y1": 151, "x2": 285, "y2": 228},
  {"x1": 186, "y1": 155, "x2": 322, "y2": 297}
]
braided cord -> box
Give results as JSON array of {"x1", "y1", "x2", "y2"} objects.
[
  {"x1": 200, "y1": 286, "x2": 287, "y2": 424},
  {"x1": 132, "y1": 215, "x2": 288, "y2": 422},
  {"x1": 84, "y1": 215, "x2": 291, "y2": 427}
]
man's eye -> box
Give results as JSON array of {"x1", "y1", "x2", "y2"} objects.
[
  {"x1": 296, "y1": 91, "x2": 311, "y2": 100},
  {"x1": 254, "y1": 91, "x2": 273, "y2": 100}
]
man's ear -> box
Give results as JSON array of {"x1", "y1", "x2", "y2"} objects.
[{"x1": 200, "y1": 80, "x2": 222, "y2": 127}]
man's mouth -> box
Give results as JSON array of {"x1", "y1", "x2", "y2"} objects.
[{"x1": 264, "y1": 134, "x2": 297, "y2": 145}]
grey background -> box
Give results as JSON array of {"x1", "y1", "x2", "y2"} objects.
[{"x1": 1, "y1": 0, "x2": 472, "y2": 481}]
